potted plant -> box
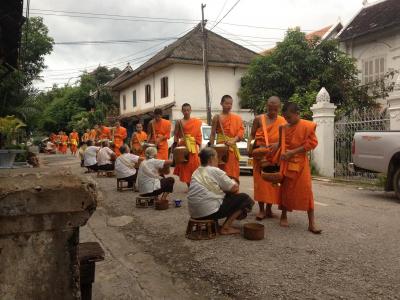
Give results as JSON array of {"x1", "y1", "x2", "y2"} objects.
[{"x1": 0, "y1": 115, "x2": 27, "y2": 168}]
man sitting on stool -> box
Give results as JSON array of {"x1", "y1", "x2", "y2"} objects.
[
  {"x1": 83, "y1": 140, "x2": 100, "y2": 172},
  {"x1": 188, "y1": 147, "x2": 254, "y2": 235},
  {"x1": 115, "y1": 144, "x2": 140, "y2": 189},
  {"x1": 97, "y1": 140, "x2": 116, "y2": 171},
  {"x1": 137, "y1": 147, "x2": 174, "y2": 201}
]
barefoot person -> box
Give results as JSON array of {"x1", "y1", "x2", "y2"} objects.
[
  {"x1": 137, "y1": 147, "x2": 174, "y2": 201},
  {"x1": 173, "y1": 103, "x2": 202, "y2": 187},
  {"x1": 147, "y1": 108, "x2": 171, "y2": 160},
  {"x1": 279, "y1": 102, "x2": 321, "y2": 234},
  {"x1": 210, "y1": 95, "x2": 244, "y2": 181},
  {"x1": 249, "y1": 96, "x2": 286, "y2": 220},
  {"x1": 188, "y1": 148, "x2": 254, "y2": 235},
  {"x1": 59, "y1": 131, "x2": 68, "y2": 154},
  {"x1": 69, "y1": 129, "x2": 79, "y2": 155},
  {"x1": 112, "y1": 121, "x2": 127, "y2": 156},
  {"x1": 130, "y1": 123, "x2": 147, "y2": 158}
]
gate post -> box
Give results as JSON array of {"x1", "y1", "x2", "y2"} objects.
[
  {"x1": 311, "y1": 87, "x2": 336, "y2": 177},
  {"x1": 388, "y1": 75, "x2": 400, "y2": 130}
]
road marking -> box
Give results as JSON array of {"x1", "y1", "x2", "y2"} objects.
[{"x1": 315, "y1": 201, "x2": 328, "y2": 207}]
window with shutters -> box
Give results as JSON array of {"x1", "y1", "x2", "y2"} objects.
[
  {"x1": 363, "y1": 57, "x2": 385, "y2": 84},
  {"x1": 132, "y1": 90, "x2": 137, "y2": 107},
  {"x1": 145, "y1": 84, "x2": 151, "y2": 103},
  {"x1": 161, "y1": 77, "x2": 168, "y2": 98},
  {"x1": 122, "y1": 94, "x2": 126, "y2": 110}
]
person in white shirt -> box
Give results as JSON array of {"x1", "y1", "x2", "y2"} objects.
[
  {"x1": 97, "y1": 140, "x2": 116, "y2": 171},
  {"x1": 83, "y1": 140, "x2": 100, "y2": 172},
  {"x1": 115, "y1": 144, "x2": 140, "y2": 188},
  {"x1": 188, "y1": 147, "x2": 254, "y2": 235},
  {"x1": 45, "y1": 140, "x2": 56, "y2": 154},
  {"x1": 137, "y1": 147, "x2": 174, "y2": 200}
]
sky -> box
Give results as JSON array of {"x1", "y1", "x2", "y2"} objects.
[{"x1": 27, "y1": 0, "x2": 368, "y2": 90}]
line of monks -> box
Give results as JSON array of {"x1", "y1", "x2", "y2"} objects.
[{"x1": 54, "y1": 93, "x2": 320, "y2": 233}]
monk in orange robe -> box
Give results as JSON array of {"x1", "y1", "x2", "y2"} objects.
[
  {"x1": 59, "y1": 131, "x2": 69, "y2": 154},
  {"x1": 82, "y1": 129, "x2": 90, "y2": 143},
  {"x1": 56, "y1": 131, "x2": 63, "y2": 153},
  {"x1": 279, "y1": 102, "x2": 321, "y2": 234},
  {"x1": 69, "y1": 129, "x2": 79, "y2": 155},
  {"x1": 250, "y1": 96, "x2": 286, "y2": 220},
  {"x1": 50, "y1": 133, "x2": 57, "y2": 144},
  {"x1": 130, "y1": 123, "x2": 148, "y2": 157},
  {"x1": 173, "y1": 103, "x2": 202, "y2": 186},
  {"x1": 112, "y1": 121, "x2": 127, "y2": 156},
  {"x1": 148, "y1": 108, "x2": 171, "y2": 160},
  {"x1": 98, "y1": 124, "x2": 111, "y2": 140},
  {"x1": 89, "y1": 125, "x2": 98, "y2": 142},
  {"x1": 210, "y1": 95, "x2": 244, "y2": 181}
]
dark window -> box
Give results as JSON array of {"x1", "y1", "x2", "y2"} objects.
[
  {"x1": 132, "y1": 90, "x2": 137, "y2": 107},
  {"x1": 161, "y1": 77, "x2": 168, "y2": 98},
  {"x1": 145, "y1": 84, "x2": 151, "y2": 103},
  {"x1": 122, "y1": 94, "x2": 126, "y2": 110}
]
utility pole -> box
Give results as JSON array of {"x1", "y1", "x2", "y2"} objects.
[{"x1": 201, "y1": 4, "x2": 212, "y2": 125}]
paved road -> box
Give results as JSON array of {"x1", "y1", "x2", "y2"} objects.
[{"x1": 47, "y1": 155, "x2": 400, "y2": 299}]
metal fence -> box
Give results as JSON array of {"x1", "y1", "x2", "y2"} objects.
[{"x1": 334, "y1": 109, "x2": 390, "y2": 182}]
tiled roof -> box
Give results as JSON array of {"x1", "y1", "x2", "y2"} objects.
[
  {"x1": 109, "y1": 24, "x2": 258, "y2": 89},
  {"x1": 339, "y1": 0, "x2": 400, "y2": 41},
  {"x1": 305, "y1": 25, "x2": 332, "y2": 40}
]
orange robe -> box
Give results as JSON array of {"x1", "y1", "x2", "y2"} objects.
[
  {"x1": 280, "y1": 119, "x2": 318, "y2": 212},
  {"x1": 253, "y1": 115, "x2": 286, "y2": 204},
  {"x1": 59, "y1": 134, "x2": 68, "y2": 154},
  {"x1": 82, "y1": 132, "x2": 90, "y2": 142},
  {"x1": 173, "y1": 118, "x2": 202, "y2": 184},
  {"x1": 69, "y1": 132, "x2": 79, "y2": 154},
  {"x1": 50, "y1": 133, "x2": 56, "y2": 143},
  {"x1": 89, "y1": 129, "x2": 97, "y2": 141},
  {"x1": 99, "y1": 127, "x2": 111, "y2": 140},
  {"x1": 131, "y1": 131, "x2": 148, "y2": 157},
  {"x1": 113, "y1": 126, "x2": 127, "y2": 156},
  {"x1": 56, "y1": 135, "x2": 62, "y2": 152},
  {"x1": 216, "y1": 113, "x2": 244, "y2": 180},
  {"x1": 149, "y1": 119, "x2": 171, "y2": 160}
]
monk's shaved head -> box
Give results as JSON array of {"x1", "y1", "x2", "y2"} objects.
[
  {"x1": 267, "y1": 96, "x2": 281, "y2": 104},
  {"x1": 282, "y1": 102, "x2": 299, "y2": 114}
]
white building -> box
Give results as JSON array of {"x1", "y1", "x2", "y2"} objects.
[
  {"x1": 107, "y1": 24, "x2": 258, "y2": 134},
  {"x1": 338, "y1": 0, "x2": 400, "y2": 107}
]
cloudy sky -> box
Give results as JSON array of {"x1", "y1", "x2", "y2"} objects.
[{"x1": 28, "y1": 0, "x2": 367, "y2": 90}]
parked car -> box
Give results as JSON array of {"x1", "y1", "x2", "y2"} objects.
[
  {"x1": 167, "y1": 124, "x2": 252, "y2": 172},
  {"x1": 352, "y1": 131, "x2": 400, "y2": 199}
]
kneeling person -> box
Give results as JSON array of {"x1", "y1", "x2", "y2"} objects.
[
  {"x1": 97, "y1": 140, "x2": 116, "y2": 171},
  {"x1": 188, "y1": 148, "x2": 254, "y2": 235},
  {"x1": 137, "y1": 147, "x2": 174, "y2": 200},
  {"x1": 115, "y1": 144, "x2": 140, "y2": 188}
]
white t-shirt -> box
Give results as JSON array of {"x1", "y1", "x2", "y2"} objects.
[
  {"x1": 84, "y1": 146, "x2": 100, "y2": 166},
  {"x1": 188, "y1": 166, "x2": 235, "y2": 218},
  {"x1": 97, "y1": 147, "x2": 115, "y2": 166},
  {"x1": 46, "y1": 141, "x2": 54, "y2": 150},
  {"x1": 137, "y1": 158, "x2": 165, "y2": 194},
  {"x1": 115, "y1": 153, "x2": 139, "y2": 179}
]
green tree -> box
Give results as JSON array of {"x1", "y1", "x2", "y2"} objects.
[
  {"x1": 0, "y1": 17, "x2": 54, "y2": 119},
  {"x1": 239, "y1": 29, "x2": 392, "y2": 118}
]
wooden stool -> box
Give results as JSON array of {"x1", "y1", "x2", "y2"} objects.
[
  {"x1": 186, "y1": 218, "x2": 217, "y2": 240},
  {"x1": 136, "y1": 196, "x2": 155, "y2": 208},
  {"x1": 79, "y1": 242, "x2": 105, "y2": 300},
  {"x1": 97, "y1": 170, "x2": 115, "y2": 177},
  {"x1": 117, "y1": 179, "x2": 134, "y2": 192}
]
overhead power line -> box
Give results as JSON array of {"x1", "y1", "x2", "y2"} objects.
[
  {"x1": 54, "y1": 36, "x2": 178, "y2": 45},
  {"x1": 210, "y1": 0, "x2": 241, "y2": 30},
  {"x1": 30, "y1": 8, "x2": 314, "y2": 31}
]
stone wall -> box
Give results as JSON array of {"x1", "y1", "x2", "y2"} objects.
[{"x1": 0, "y1": 172, "x2": 97, "y2": 300}]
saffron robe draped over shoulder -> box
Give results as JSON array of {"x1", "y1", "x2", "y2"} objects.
[
  {"x1": 59, "y1": 134, "x2": 68, "y2": 154},
  {"x1": 113, "y1": 126, "x2": 127, "y2": 156},
  {"x1": 69, "y1": 132, "x2": 79, "y2": 154},
  {"x1": 280, "y1": 119, "x2": 318, "y2": 212},
  {"x1": 99, "y1": 127, "x2": 111, "y2": 140},
  {"x1": 149, "y1": 118, "x2": 171, "y2": 160},
  {"x1": 216, "y1": 113, "x2": 244, "y2": 180},
  {"x1": 89, "y1": 129, "x2": 97, "y2": 141},
  {"x1": 173, "y1": 118, "x2": 202, "y2": 184},
  {"x1": 131, "y1": 131, "x2": 148, "y2": 157},
  {"x1": 253, "y1": 115, "x2": 286, "y2": 204}
]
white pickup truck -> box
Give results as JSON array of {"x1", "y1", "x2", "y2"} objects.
[{"x1": 352, "y1": 131, "x2": 400, "y2": 199}]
